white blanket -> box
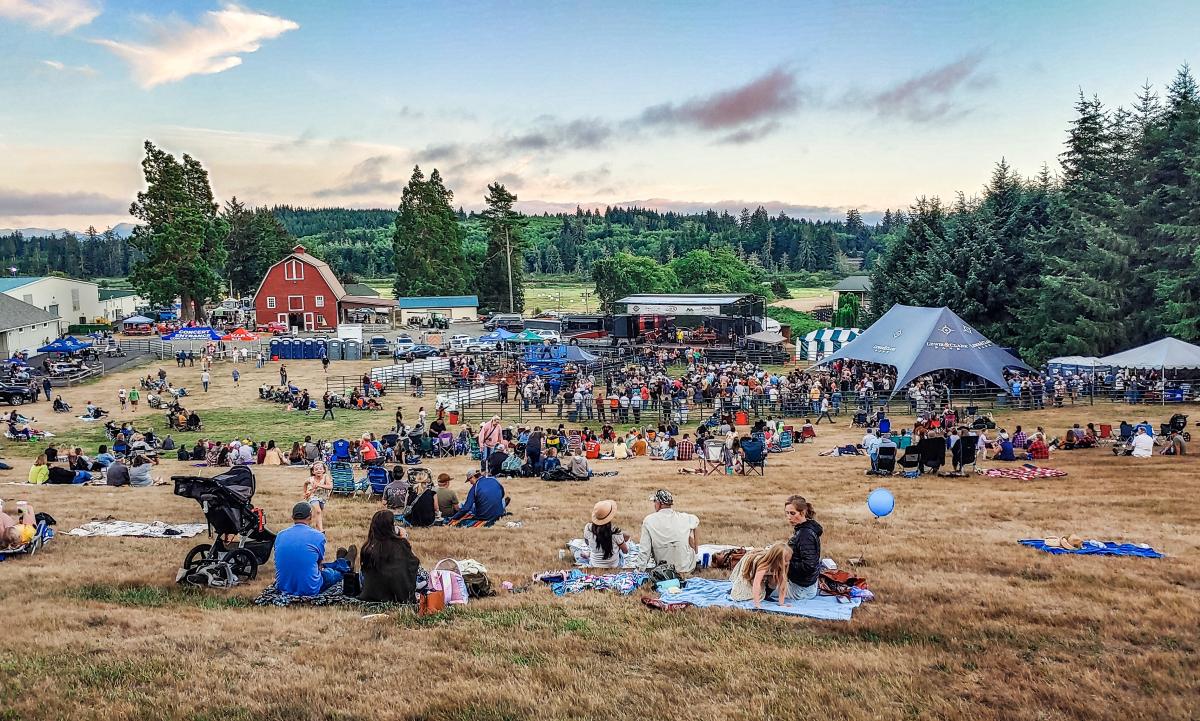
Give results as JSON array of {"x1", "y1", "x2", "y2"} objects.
[{"x1": 68, "y1": 520, "x2": 207, "y2": 538}]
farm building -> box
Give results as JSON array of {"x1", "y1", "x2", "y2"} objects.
[
  {"x1": 253, "y1": 246, "x2": 393, "y2": 331},
  {"x1": 396, "y1": 295, "x2": 479, "y2": 325},
  {"x1": 0, "y1": 276, "x2": 103, "y2": 325}
]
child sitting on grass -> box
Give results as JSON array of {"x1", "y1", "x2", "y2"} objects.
[{"x1": 0, "y1": 500, "x2": 38, "y2": 549}]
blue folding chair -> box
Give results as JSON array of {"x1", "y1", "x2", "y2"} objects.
[
  {"x1": 364, "y1": 466, "x2": 390, "y2": 501},
  {"x1": 332, "y1": 439, "x2": 351, "y2": 462},
  {"x1": 330, "y1": 461, "x2": 365, "y2": 496}
]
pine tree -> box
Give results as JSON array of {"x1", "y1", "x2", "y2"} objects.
[
  {"x1": 392, "y1": 166, "x2": 467, "y2": 298},
  {"x1": 478, "y1": 182, "x2": 525, "y2": 313}
]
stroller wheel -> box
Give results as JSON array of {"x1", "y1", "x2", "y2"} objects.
[
  {"x1": 183, "y1": 543, "x2": 212, "y2": 570},
  {"x1": 227, "y1": 549, "x2": 258, "y2": 581}
]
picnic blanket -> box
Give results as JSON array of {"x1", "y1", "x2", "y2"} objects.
[
  {"x1": 1019, "y1": 539, "x2": 1164, "y2": 558},
  {"x1": 567, "y1": 538, "x2": 642, "y2": 568},
  {"x1": 549, "y1": 569, "x2": 648, "y2": 596},
  {"x1": 255, "y1": 567, "x2": 430, "y2": 607},
  {"x1": 658, "y1": 577, "x2": 861, "y2": 620},
  {"x1": 68, "y1": 520, "x2": 207, "y2": 538},
  {"x1": 980, "y1": 464, "x2": 1068, "y2": 480}
]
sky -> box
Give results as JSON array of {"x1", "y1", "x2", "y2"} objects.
[{"x1": 1, "y1": 0, "x2": 1198, "y2": 231}]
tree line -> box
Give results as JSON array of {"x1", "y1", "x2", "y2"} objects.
[
  {"x1": 0, "y1": 227, "x2": 136, "y2": 278},
  {"x1": 870, "y1": 64, "x2": 1200, "y2": 363}
]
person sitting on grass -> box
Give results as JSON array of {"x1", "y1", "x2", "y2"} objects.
[
  {"x1": 128, "y1": 455, "x2": 157, "y2": 487},
  {"x1": 273, "y1": 502, "x2": 354, "y2": 596},
  {"x1": 634, "y1": 489, "x2": 699, "y2": 573},
  {"x1": 433, "y1": 473, "x2": 458, "y2": 518},
  {"x1": 446, "y1": 471, "x2": 507, "y2": 527},
  {"x1": 729, "y1": 544, "x2": 792, "y2": 609},
  {"x1": 584, "y1": 500, "x2": 629, "y2": 569},
  {"x1": 994, "y1": 434, "x2": 1017, "y2": 461},
  {"x1": 784, "y1": 495, "x2": 822, "y2": 602},
  {"x1": 541, "y1": 447, "x2": 562, "y2": 474},
  {"x1": 567, "y1": 450, "x2": 592, "y2": 479},
  {"x1": 0, "y1": 500, "x2": 38, "y2": 550},
  {"x1": 27, "y1": 454, "x2": 49, "y2": 484},
  {"x1": 355, "y1": 509, "x2": 420, "y2": 603},
  {"x1": 1160, "y1": 431, "x2": 1187, "y2": 456},
  {"x1": 1130, "y1": 426, "x2": 1155, "y2": 458},
  {"x1": 1027, "y1": 433, "x2": 1050, "y2": 461}
]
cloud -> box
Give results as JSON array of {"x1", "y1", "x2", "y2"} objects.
[
  {"x1": 0, "y1": 0, "x2": 100, "y2": 33},
  {"x1": 0, "y1": 188, "x2": 127, "y2": 216},
  {"x1": 313, "y1": 155, "x2": 406, "y2": 198},
  {"x1": 635, "y1": 67, "x2": 803, "y2": 135},
  {"x1": 94, "y1": 3, "x2": 299, "y2": 88},
  {"x1": 716, "y1": 121, "x2": 781, "y2": 145},
  {"x1": 502, "y1": 117, "x2": 614, "y2": 153},
  {"x1": 41, "y1": 58, "x2": 98, "y2": 75},
  {"x1": 847, "y1": 53, "x2": 996, "y2": 123}
]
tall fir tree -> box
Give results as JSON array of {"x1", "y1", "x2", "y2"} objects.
[
  {"x1": 391, "y1": 166, "x2": 467, "y2": 297},
  {"x1": 478, "y1": 182, "x2": 525, "y2": 313}
]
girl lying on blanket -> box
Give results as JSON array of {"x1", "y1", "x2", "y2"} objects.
[
  {"x1": 729, "y1": 544, "x2": 791, "y2": 609},
  {"x1": 817, "y1": 444, "x2": 863, "y2": 457}
]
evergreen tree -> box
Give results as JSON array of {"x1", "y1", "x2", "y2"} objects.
[
  {"x1": 391, "y1": 166, "x2": 467, "y2": 297},
  {"x1": 478, "y1": 182, "x2": 525, "y2": 313}
]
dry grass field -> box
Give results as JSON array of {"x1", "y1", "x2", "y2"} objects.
[{"x1": 1, "y1": 358, "x2": 1197, "y2": 721}]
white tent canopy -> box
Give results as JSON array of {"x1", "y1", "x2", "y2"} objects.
[
  {"x1": 797, "y1": 327, "x2": 860, "y2": 361},
  {"x1": 1100, "y1": 337, "x2": 1200, "y2": 370}
]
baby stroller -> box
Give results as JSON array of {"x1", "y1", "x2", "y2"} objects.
[
  {"x1": 146, "y1": 393, "x2": 164, "y2": 409},
  {"x1": 1160, "y1": 414, "x2": 1191, "y2": 442},
  {"x1": 172, "y1": 467, "x2": 275, "y2": 588}
]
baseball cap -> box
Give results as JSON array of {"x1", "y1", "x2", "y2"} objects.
[
  {"x1": 292, "y1": 502, "x2": 313, "y2": 520},
  {"x1": 649, "y1": 489, "x2": 673, "y2": 505}
]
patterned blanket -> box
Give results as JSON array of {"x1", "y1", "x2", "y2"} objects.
[
  {"x1": 980, "y1": 465, "x2": 1068, "y2": 480},
  {"x1": 548, "y1": 569, "x2": 648, "y2": 596},
  {"x1": 1019, "y1": 539, "x2": 1164, "y2": 558}
]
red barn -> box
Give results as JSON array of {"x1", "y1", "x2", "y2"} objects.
[{"x1": 253, "y1": 246, "x2": 392, "y2": 331}]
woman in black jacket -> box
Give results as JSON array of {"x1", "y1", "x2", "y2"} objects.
[
  {"x1": 784, "y1": 495, "x2": 823, "y2": 601},
  {"x1": 357, "y1": 510, "x2": 421, "y2": 603}
]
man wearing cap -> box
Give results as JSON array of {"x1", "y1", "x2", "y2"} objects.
[
  {"x1": 274, "y1": 502, "x2": 354, "y2": 596},
  {"x1": 447, "y1": 472, "x2": 507, "y2": 526},
  {"x1": 633, "y1": 489, "x2": 699, "y2": 573}
]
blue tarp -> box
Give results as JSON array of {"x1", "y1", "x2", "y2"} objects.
[
  {"x1": 37, "y1": 336, "x2": 93, "y2": 353},
  {"x1": 161, "y1": 326, "x2": 222, "y2": 341},
  {"x1": 811, "y1": 304, "x2": 1031, "y2": 393},
  {"x1": 523, "y1": 344, "x2": 599, "y2": 363}
]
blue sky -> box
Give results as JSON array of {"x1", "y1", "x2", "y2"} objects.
[{"x1": 1, "y1": 0, "x2": 1198, "y2": 230}]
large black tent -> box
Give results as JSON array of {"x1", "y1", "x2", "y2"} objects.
[{"x1": 809, "y1": 304, "x2": 1032, "y2": 394}]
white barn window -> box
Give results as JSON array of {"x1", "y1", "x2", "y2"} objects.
[
  {"x1": 284, "y1": 259, "x2": 305, "y2": 281},
  {"x1": 266, "y1": 297, "x2": 276, "y2": 309}
]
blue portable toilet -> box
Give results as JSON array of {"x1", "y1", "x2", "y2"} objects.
[
  {"x1": 269, "y1": 338, "x2": 281, "y2": 360},
  {"x1": 286, "y1": 338, "x2": 300, "y2": 359},
  {"x1": 302, "y1": 338, "x2": 315, "y2": 359},
  {"x1": 344, "y1": 339, "x2": 361, "y2": 360},
  {"x1": 328, "y1": 339, "x2": 343, "y2": 361},
  {"x1": 315, "y1": 339, "x2": 328, "y2": 360}
]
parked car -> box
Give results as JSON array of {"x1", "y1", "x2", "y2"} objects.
[
  {"x1": 483, "y1": 313, "x2": 525, "y2": 332},
  {"x1": 0, "y1": 384, "x2": 36, "y2": 406},
  {"x1": 408, "y1": 344, "x2": 442, "y2": 358},
  {"x1": 367, "y1": 335, "x2": 392, "y2": 356},
  {"x1": 447, "y1": 334, "x2": 473, "y2": 352},
  {"x1": 394, "y1": 335, "x2": 415, "y2": 353},
  {"x1": 533, "y1": 329, "x2": 561, "y2": 343}
]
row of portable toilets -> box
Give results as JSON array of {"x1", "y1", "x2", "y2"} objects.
[{"x1": 267, "y1": 337, "x2": 364, "y2": 361}]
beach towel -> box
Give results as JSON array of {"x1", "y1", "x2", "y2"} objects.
[
  {"x1": 1019, "y1": 539, "x2": 1164, "y2": 558},
  {"x1": 550, "y1": 569, "x2": 648, "y2": 596},
  {"x1": 981, "y1": 464, "x2": 1068, "y2": 480},
  {"x1": 658, "y1": 577, "x2": 861, "y2": 621},
  {"x1": 67, "y1": 521, "x2": 207, "y2": 538}
]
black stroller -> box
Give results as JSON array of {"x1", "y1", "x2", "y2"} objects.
[
  {"x1": 1160, "y1": 414, "x2": 1191, "y2": 442},
  {"x1": 172, "y1": 467, "x2": 275, "y2": 588}
]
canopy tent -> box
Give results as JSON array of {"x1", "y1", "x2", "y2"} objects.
[
  {"x1": 746, "y1": 330, "x2": 786, "y2": 345},
  {"x1": 221, "y1": 327, "x2": 259, "y2": 342},
  {"x1": 477, "y1": 328, "x2": 517, "y2": 344},
  {"x1": 1047, "y1": 355, "x2": 1110, "y2": 374},
  {"x1": 809, "y1": 304, "x2": 1031, "y2": 394},
  {"x1": 797, "y1": 327, "x2": 860, "y2": 360},
  {"x1": 1099, "y1": 337, "x2": 1200, "y2": 370},
  {"x1": 161, "y1": 326, "x2": 222, "y2": 341},
  {"x1": 524, "y1": 344, "x2": 599, "y2": 363},
  {"x1": 508, "y1": 329, "x2": 545, "y2": 344},
  {"x1": 37, "y1": 336, "x2": 93, "y2": 354},
  {"x1": 121, "y1": 315, "x2": 154, "y2": 325}
]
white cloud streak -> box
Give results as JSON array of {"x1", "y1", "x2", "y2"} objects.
[
  {"x1": 41, "y1": 58, "x2": 98, "y2": 75},
  {"x1": 0, "y1": 0, "x2": 100, "y2": 33},
  {"x1": 94, "y1": 3, "x2": 298, "y2": 88}
]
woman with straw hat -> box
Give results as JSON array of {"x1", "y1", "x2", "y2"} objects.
[{"x1": 585, "y1": 500, "x2": 629, "y2": 569}]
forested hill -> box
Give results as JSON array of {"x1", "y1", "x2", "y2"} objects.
[{"x1": 278, "y1": 203, "x2": 895, "y2": 281}]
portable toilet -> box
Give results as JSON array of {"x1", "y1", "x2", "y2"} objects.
[
  {"x1": 344, "y1": 339, "x2": 362, "y2": 360},
  {"x1": 302, "y1": 338, "x2": 315, "y2": 359},
  {"x1": 269, "y1": 338, "x2": 282, "y2": 361},
  {"x1": 277, "y1": 338, "x2": 291, "y2": 359},
  {"x1": 315, "y1": 339, "x2": 328, "y2": 360},
  {"x1": 328, "y1": 338, "x2": 343, "y2": 361},
  {"x1": 287, "y1": 338, "x2": 301, "y2": 359}
]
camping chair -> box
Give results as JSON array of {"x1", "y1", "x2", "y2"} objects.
[
  {"x1": 419, "y1": 435, "x2": 434, "y2": 458},
  {"x1": 436, "y1": 432, "x2": 455, "y2": 458},
  {"x1": 878, "y1": 417, "x2": 891, "y2": 434},
  {"x1": 899, "y1": 447, "x2": 921, "y2": 473},
  {"x1": 0, "y1": 519, "x2": 53, "y2": 560},
  {"x1": 851, "y1": 412, "x2": 868, "y2": 428},
  {"x1": 1097, "y1": 424, "x2": 1112, "y2": 440},
  {"x1": 700, "y1": 440, "x2": 725, "y2": 475},
  {"x1": 800, "y1": 426, "x2": 817, "y2": 442},
  {"x1": 875, "y1": 446, "x2": 897, "y2": 475},
  {"x1": 364, "y1": 465, "x2": 391, "y2": 501},
  {"x1": 742, "y1": 438, "x2": 766, "y2": 476},
  {"x1": 332, "y1": 439, "x2": 351, "y2": 462},
  {"x1": 469, "y1": 437, "x2": 482, "y2": 460},
  {"x1": 777, "y1": 431, "x2": 793, "y2": 450},
  {"x1": 330, "y1": 461, "x2": 364, "y2": 496},
  {"x1": 954, "y1": 436, "x2": 978, "y2": 474},
  {"x1": 1118, "y1": 422, "x2": 1133, "y2": 443},
  {"x1": 568, "y1": 430, "x2": 583, "y2": 455},
  {"x1": 919, "y1": 437, "x2": 946, "y2": 474}
]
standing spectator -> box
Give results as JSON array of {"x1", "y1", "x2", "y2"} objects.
[
  {"x1": 118, "y1": 388, "x2": 128, "y2": 412},
  {"x1": 322, "y1": 392, "x2": 335, "y2": 421},
  {"x1": 42, "y1": 377, "x2": 52, "y2": 402},
  {"x1": 280, "y1": 364, "x2": 288, "y2": 386},
  {"x1": 201, "y1": 370, "x2": 211, "y2": 393},
  {"x1": 231, "y1": 368, "x2": 240, "y2": 388},
  {"x1": 128, "y1": 386, "x2": 139, "y2": 412}
]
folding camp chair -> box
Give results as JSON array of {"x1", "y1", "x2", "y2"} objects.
[
  {"x1": 898, "y1": 447, "x2": 921, "y2": 472},
  {"x1": 875, "y1": 446, "x2": 897, "y2": 475},
  {"x1": 700, "y1": 440, "x2": 725, "y2": 475},
  {"x1": 777, "y1": 431, "x2": 793, "y2": 450},
  {"x1": 1098, "y1": 424, "x2": 1113, "y2": 443},
  {"x1": 330, "y1": 461, "x2": 364, "y2": 496},
  {"x1": 0, "y1": 520, "x2": 53, "y2": 560},
  {"x1": 800, "y1": 426, "x2": 816, "y2": 442},
  {"x1": 742, "y1": 438, "x2": 766, "y2": 476},
  {"x1": 419, "y1": 435, "x2": 434, "y2": 458},
  {"x1": 878, "y1": 417, "x2": 891, "y2": 434},
  {"x1": 332, "y1": 439, "x2": 351, "y2": 463},
  {"x1": 851, "y1": 412, "x2": 868, "y2": 428},
  {"x1": 1118, "y1": 422, "x2": 1133, "y2": 443},
  {"x1": 568, "y1": 430, "x2": 583, "y2": 456},
  {"x1": 436, "y1": 432, "x2": 455, "y2": 458},
  {"x1": 364, "y1": 465, "x2": 390, "y2": 501},
  {"x1": 954, "y1": 435, "x2": 978, "y2": 473},
  {"x1": 469, "y1": 437, "x2": 482, "y2": 461},
  {"x1": 919, "y1": 437, "x2": 947, "y2": 474}
]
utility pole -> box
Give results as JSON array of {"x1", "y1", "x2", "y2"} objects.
[
  {"x1": 505, "y1": 225, "x2": 514, "y2": 314},
  {"x1": 581, "y1": 290, "x2": 592, "y2": 314}
]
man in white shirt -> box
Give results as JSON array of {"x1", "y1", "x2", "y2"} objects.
[
  {"x1": 634, "y1": 489, "x2": 699, "y2": 573},
  {"x1": 862, "y1": 428, "x2": 882, "y2": 471},
  {"x1": 1130, "y1": 427, "x2": 1155, "y2": 458}
]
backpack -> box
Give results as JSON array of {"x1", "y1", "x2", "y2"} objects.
[
  {"x1": 649, "y1": 563, "x2": 679, "y2": 585},
  {"x1": 817, "y1": 569, "x2": 869, "y2": 599},
  {"x1": 711, "y1": 547, "x2": 748, "y2": 570},
  {"x1": 462, "y1": 570, "x2": 495, "y2": 598}
]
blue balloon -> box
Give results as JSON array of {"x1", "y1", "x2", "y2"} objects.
[{"x1": 867, "y1": 488, "x2": 895, "y2": 518}]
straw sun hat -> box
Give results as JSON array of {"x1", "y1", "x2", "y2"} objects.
[
  {"x1": 1043, "y1": 534, "x2": 1084, "y2": 550},
  {"x1": 591, "y1": 500, "x2": 617, "y2": 526}
]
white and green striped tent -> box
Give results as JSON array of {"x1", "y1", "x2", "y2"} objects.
[{"x1": 798, "y1": 327, "x2": 861, "y2": 361}]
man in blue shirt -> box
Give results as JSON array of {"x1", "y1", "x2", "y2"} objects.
[
  {"x1": 274, "y1": 503, "x2": 352, "y2": 595},
  {"x1": 447, "y1": 472, "x2": 507, "y2": 526}
]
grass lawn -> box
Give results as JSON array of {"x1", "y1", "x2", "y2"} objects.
[{"x1": 2, "y1": 361, "x2": 1197, "y2": 720}]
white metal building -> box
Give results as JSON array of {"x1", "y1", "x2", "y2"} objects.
[
  {"x1": 99, "y1": 289, "x2": 145, "y2": 321},
  {"x1": 0, "y1": 276, "x2": 103, "y2": 325},
  {"x1": 0, "y1": 293, "x2": 62, "y2": 357}
]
